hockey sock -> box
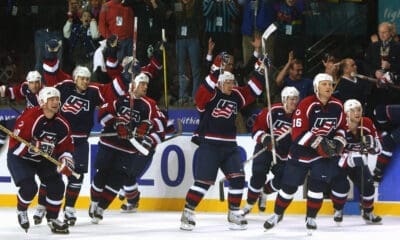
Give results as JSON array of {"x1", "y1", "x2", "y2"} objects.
[
  {"x1": 38, "y1": 183, "x2": 47, "y2": 206},
  {"x1": 228, "y1": 176, "x2": 245, "y2": 210},
  {"x1": 185, "y1": 181, "x2": 211, "y2": 210},
  {"x1": 64, "y1": 174, "x2": 83, "y2": 208},
  {"x1": 274, "y1": 184, "x2": 297, "y2": 215},
  {"x1": 44, "y1": 176, "x2": 65, "y2": 220}
]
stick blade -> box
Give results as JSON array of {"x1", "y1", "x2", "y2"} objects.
[{"x1": 262, "y1": 23, "x2": 277, "y2": 54}]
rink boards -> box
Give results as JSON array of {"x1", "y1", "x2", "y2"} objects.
[{"x1": 0, "y1": 108, "x2": 400, "y2": 215}]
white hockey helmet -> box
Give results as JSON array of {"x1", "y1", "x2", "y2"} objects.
[
  {"x1": 313, "y1": 73, "x2": 333, "y2": 95},
  {"x1": 26, "y1": 70, "x2": 42, "y2": 82},
  {"x1": 38, "y1": 87, "x2": 60, "y2": 106},
  {"x1": 72, "y1": 65, "x2": 91, "y2": 81},
  {"x1": 281, "y1": 86, "x2": 300, "y2": 104},
  {"x1": 344, "y1": 99, "x2": 362, "y2": 113},
  {"x1": 217, "y1": 71, "x2": 236, "y2": 86}
]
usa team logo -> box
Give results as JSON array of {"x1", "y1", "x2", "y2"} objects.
[
  {"x1": 62, "y1": 95, "x2": 90, "y2": 114},
  {"x1": 311, "y1": 118, "x2": 337, "y2": 136},
  {"x1": 211, "y1": 99, "x2": 237, "y2": 119}
]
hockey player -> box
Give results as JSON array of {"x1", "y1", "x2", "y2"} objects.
[
  {"x1": 33, "y1": 66, "x2": 105, "y2": 226},
  {"x1": 263, "y1": 73, "x2": 347, "y2": 233},
  {"x1": 372, "y1": 104, "x2": 400, "y2": 183},
  {"x1": 0, "y1": 70, "x2": 43, "y2": 149},
  {"x1": 331, "y1": 99, "x2": 382, "y2": 224},
  {"x1": 242, "y1": 86, "x2": 299, "y2": 215},
  {"x1": 0, "y1": 70, "x2": 43, "y2": 107},
  {"x1": 6, "y1": 87, "x2": 74, "y2": 234},
  {"x1": 89, "y1": 69, "x2": 166, "y2": 224},
  {"x1": 180, "y1": 53, "x2": 265, "y2": 231}
]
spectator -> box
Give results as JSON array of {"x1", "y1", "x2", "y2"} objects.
[
  {"x1": 239, "y1": 0, "x2": 276, "y2": 64},
  {"x1": 63, "y1": 10, "x2": 101, "y2": 69},
  {"x1": 273, "y1": 0, "x2": 305, "y2": 68},
  {"x1": 364, "y1": 22, "x2": 400, "y2": 118},
  {"x1": 174, "y1": 0, "x2": 202, "y2": 106},
  {"x1": 203, "y1": 0, "x2": 240, "y2": 55},
  {"x1": 85, "y1": 0, "x2": 104, "y2": 22},
  {"x1": 99, "y1": 0, "x2": 134, "y2": 62},
  {"x1": 275, "y1": 51, "x2": 313, "y2": 100}
]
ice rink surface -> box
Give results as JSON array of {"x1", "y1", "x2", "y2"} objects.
[{"x1": 0, "y1": 208, "x2": 399, "y2": 240}]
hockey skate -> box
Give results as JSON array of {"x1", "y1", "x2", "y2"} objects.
[
  {"x1": 333, "y1": 209, "x2": 343, "y2": 224},
  {"x1": 88, "y1": 202, "x2": 98, "y2": 218},
  {"x1": 121, "y1": 202, "x2": 138, "y2": 213},
  {"x1": 362, "y1": 211, "x2": 382, "y2": 224},
  {"x1": 306, "y1": 217, "x2": 317, "y2": 236},
  {"x1": 180, "y1": 208, "x2": 196, "y2": 231},
  {"x1": 241, "y1": 204, "x2": 253, "y2": 216},
  {"x1": 47, "y1": 219, "x2": 69, "y2": 234},
  {"x1": 227, "y1": 210, "x2": 248, "y2": 230},
  {"x1": 263, "y1": 213, "x2": 283, "y2": 230},
  {"x1": 91, "y1": 206, "x2": 104, "y2": 224},
  {"x1": 258, "y1": 192, "x2": 267, "y2": 212},
  {"x1": 64, "y1": 206, "x2": 77, "y2": 226},
  {"x1": 33, "y1": 204, "x2": 46, "y2": 225},
  {"x1": 17, "y1": 210, "x2": 29, "y2": 232}
]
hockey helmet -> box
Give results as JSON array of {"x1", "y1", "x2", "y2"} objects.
[
  {"x1": 38, "y1": 87, "x2": 60, "y2": 106},
  {"x1": 72, "y1": 66, "x2": 91, "y2": 82},
  {"x1": 281, "y1": 86, "x2": 300, "y2": 104},
  {"x1": 26, "y1": 71, "x2": 42, "y2": 82},
  {"x1": 218, "y1": 71, "x2": 236, "y2": 85},
  {"x1": 344, "y1": 99, "x2": 362, "y2": 114},
  {"x1": 313, "y1": 73, "x2": 333, "y2": 95}
]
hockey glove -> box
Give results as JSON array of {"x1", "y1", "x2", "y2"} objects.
[
  {"x1": 316, "y1": 137, "x2": 337, "y2": 158},
  {"x1": 115, "y1": 117, "x2": 132, "y2": 139},
  {"x1": 141, "y1": 135, "x2": 155, "y2": 150},
  {"x1": 362, "y1": 135, "x2": 379, "y2": 154},
  {"x1": 57, "y1": 156, "x2": 74, "y2": 176},
  {"x1": 104, "y1": 34, "x2": 119, "y2": 58},
  {"x1": 260, "y1": 133, "x2": 272, "y2": 150},
  {"x1": 134, "y1": 120, "x2": 153, "y2": 138},
  {"x1": 29, "y1": 140, "x2": 55, "y2": 155}
]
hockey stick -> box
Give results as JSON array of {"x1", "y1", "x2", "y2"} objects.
[
  {"x1": 218, "y1": 127, "x2": 290, "y2": 202},
  {"x1": 0, "y1": 124, "x2": 80, "y2": 179},
  {"x1": 350, "y1": 72, "x2": 400, "y2": 90},
  {"x1": 161, "y1": 29, "x2": 168, "y2": 110},
  {"x1": 261, "y1": 23, "x2": 278, "y2": 165},
  {"x1": 360, "y1": 117, "x2": 366, "y2": 210},
  {"x1": 163, "y1": 118, "x2": 183, "y2": 142}
]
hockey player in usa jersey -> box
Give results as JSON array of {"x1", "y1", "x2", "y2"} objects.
[
  {"x1": 180, "y1": 53, "x2": 265, "y2": 231},
  {"x1": 332, "y1": 99, "x2": 382, "y2": 224},
  {"x1": 242, "y1": 86, "x2": 299, "y2": 216},
  {"x1": 264, "y1": 73, "x2": 347, "y2": 233},
  {"x1": 0, "y1": 71, "x2": 43, "y2": 149},
  {"x1": 89, "y1": 71, "x2": 166, "y2": 224},
  {"x1": 7, "y1": 87, "x2": 74, "y2": 234},
  {"x1": 34, "y1": 66, "x2": 106, "y2": 226}
]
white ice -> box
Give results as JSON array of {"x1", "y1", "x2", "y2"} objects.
[{"x1": 0, "y1": 208, "x2": 399, "y2": 240}]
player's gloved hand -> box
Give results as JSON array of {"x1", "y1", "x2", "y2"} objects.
[
  {"x1": 104, "y1": 34, "x2": 119, "y2": 58},
  {"x1": 316, "y1": 137, "x2": 337, "y2": 158},
  {"x1": 134, "y1": 120, "x2": 153, "y2": 138},
  {"x1": 29, "y1": 140, "x2": 55, "y2": 155},
  {"x1": 362, "y1": 135, "x2": 378, "y2": 154},
  {"x1": 44, "y1": 39, "x2": 61, "y2": 60},
  {"x1": 260, "y1": 133, "x2": 272, "y2": 150},
  {"x1": 115, "y1": 116, "x2": 132, "y2": 139},
  {"x1": 57, "y1": 156, "x2": 74, "y2": 176},
  {"x1": 141, "y1": 135, "x2": 155, "y2": 150}
]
